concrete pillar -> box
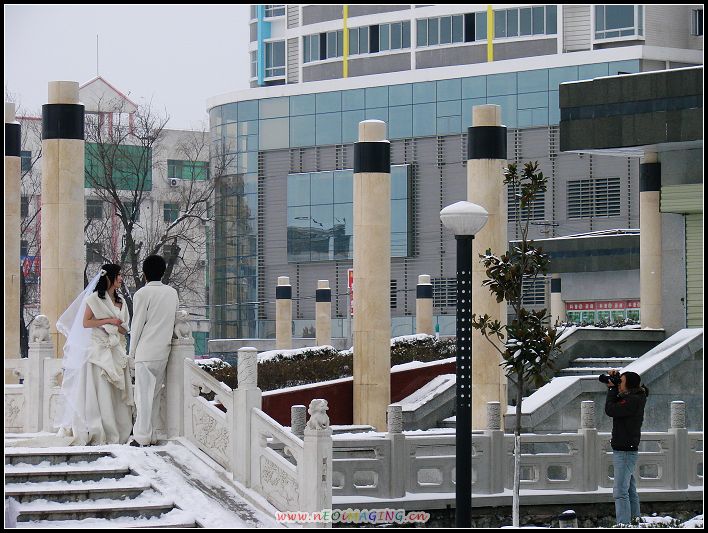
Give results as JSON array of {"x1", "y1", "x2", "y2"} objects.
[
  {"x1": 353, "y1": 119, "x2": 391, "y2": 432},
  {"x1": 550, "y1": 274, "x2": 566, "y2": 324},
  {"x1": 416, "y1": 274, "x2": 433, "y2": 335},
  {"x1": 669, "y1": 401, "x2": 688, "y2": 489},
  {"x1": 639, "y1": 154, "x2": 662, "y2": 329},
  {"x1": 5, "y1": 102, "x2": 21, "y2": 378},
  {"x1": 579, "y1": 400, "x2": 598, "y2": 491},
  {"x1": 275, "y1": 276, "x2": 292, "y2": 350},
  {"x1": 165, "y1": 335, "x2": 195, "y2": 438},
  {"x1": 233, "y1": 347, "x2": 262, "y2": 487},
  {"x1": 315, "y1": 280, "x2": 332, "y2": 347},
  {"x1": 486, "y1": 401, "x2": 505, "y2": 494},
  {"x1": 291, "y1": 404, "x2": 306, "y2": 438},
  {"x1": 468, "y1": 105, "x2": 507, "y2": 429},
  {"x1": 387, "y1": 404, "x2": 406, "y2": 498},
  {"x1": 301, "y1": 399, "x2": 333, "y2": 518},
  {"x1": 40, "y1": 81, "x2": 85, "y2": 358}
]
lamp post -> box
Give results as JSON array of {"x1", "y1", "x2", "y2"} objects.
[{"x1": 440, "y1": 200, "x2": 488, "y2": 527}]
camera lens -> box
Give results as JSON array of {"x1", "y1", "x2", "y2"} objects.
[{"x1": 599, "y1": 374, "x2": 610, "y2": 384}]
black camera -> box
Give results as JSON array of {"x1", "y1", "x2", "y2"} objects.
[{"x1": 599, "y1": 373, "x2": 621, "y2": 385}]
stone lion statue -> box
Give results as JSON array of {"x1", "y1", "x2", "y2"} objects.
[
  {"x1": 30, "y1": 315, "x2": 51, "y2": 343},
  {"x1": 173, "y1": 309, "x2": 192, "y2": 339},
  {"x1": 306, "y1": 399, "x2": 330, "y2": 431}
]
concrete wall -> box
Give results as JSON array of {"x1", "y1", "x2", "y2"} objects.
[
  {"x1": 660, "y1": 148, "x2": 703, "y2": 186},
  {"x1": 560, "y1": 270, "x2": 639, "y2": 301},
  {"x1": 661, "y1": 213, "x2": 687, "y2": 335}
]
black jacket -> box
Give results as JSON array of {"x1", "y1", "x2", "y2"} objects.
[{"x1": 605, "y1": 386, "x2": 648, "y2": 451}]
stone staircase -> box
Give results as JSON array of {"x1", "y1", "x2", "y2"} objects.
[
  {"x1": 557, "y1": 356, "x2": 638, "y2": 378},
  {"x1": 5, "y1": 449, "x2": 199, "y2": 527}
]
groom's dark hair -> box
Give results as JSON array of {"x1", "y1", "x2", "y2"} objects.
[{"x1": 143, "y1": 255, "x2": 167, "y2": 282}]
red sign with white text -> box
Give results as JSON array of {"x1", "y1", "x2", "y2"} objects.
[{"x1": 566, "y1": 300, "x2": 640, "y2": 311}]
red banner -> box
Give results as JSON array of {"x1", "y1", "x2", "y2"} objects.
[{"x1": 566, "y1": 299, "x2": 640, "y2": 311}]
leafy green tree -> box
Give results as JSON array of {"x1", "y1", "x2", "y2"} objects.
[{"x1": 471, "y1": 161, "x2": 561, "y2": 527}]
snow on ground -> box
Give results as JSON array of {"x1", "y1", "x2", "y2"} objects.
[{"x1": 258, "y1": 345, "x2": 338, "y2": 363}]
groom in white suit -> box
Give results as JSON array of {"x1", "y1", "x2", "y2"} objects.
[{"x1": 129, "y1": 255, "x2": 180, "y2": 447}]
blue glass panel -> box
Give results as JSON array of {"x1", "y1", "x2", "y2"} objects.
[
  {"x1": 437, "y1": 116, "x2": 461, "y2": 135},
  {"x1": 333, "y1": 203, "x2": 353, "y2": 259},
  {"x1": 487, "y1": 72, "x2": 517, "y2": 96},
  {"x1": 548, "y1": 91, "x2": 560, "y2": 124},
  {"x1": 315, "y1": 112, "x2": 342, "y2": 146},
  {"x1": 287, "y1": 205, "x2": 311, "y2": 262},
  {"x1": 579, "y1": 63, "x2": 609, "y2": 80},
  {"x1": 487, "y1": 94, "x2": 517, "y2": 128},
  {"x1": 462, "y1": 98, "x2": 487, "y2": 128},
  {"x1": 259, "y1": 118, "x2": 289, "y2": 149},
  {"x1": 412, "y1": 103, "x2": 436, "y2": 136},
  {"x1": 342, "y1": 109, "x2": 366, "y2": 143},
  {"x1": 391, "y1": 199, "x2": 408, "y2": 233},
  {"x1": 546, "y1": 5, "x2": 557, "y2": 34},
  {"x1": 391, "y1": 166, "x2": 409, "y2": 200},
  {"x1": 518, "y1": 69, "x2": 548, "y2": 93},
  {"x1": 238, "y1": 120, "x2": 258, "y2": 135},
  {"x1": 518, "y1": 91, "x2": 548, "y2": 110},
  {"x1": 210, "y1": 107, "x2": 223, "y2": 128},
  {"x1": 517, "y1": 109, "x2": 533, "y2": 128},
  {"x1": 334, "y1": 170, "x2": 353, "y2": 204},
  {"x1": 310, "y1": 204, "x2": 334, "y2": 261},
  {"x1": 246, "y1": 151, "x2": 258, "y2": 173},
  {"x1": 609, "y1": 59, "x2": 640, "y2": 75},
  {"x1": 437, "y1": 78, "x2": 461, "y2": 101},
  {"x1": 290, "y1": 94, "x2": 316, "y2": 116},
  {"x1": 549, "y1": 66, "x2": 579, "y2": 90},
  {"x1": 316, "y1": 92, "x2": 342, "y2": 113},
  {"x1": 259, "y1": 97, "x2": 289, "y2": 119},
  {"x1": 462, "y1": 76, "x2": 487, "y2": 98},
  {"x1": 366, "y1": 87, "x2": 388, "y2": 108},
  {"x1": 437, "y1": 99, "x2": 461, "y2": 117},
  {"x1": 476, "y1": 11, "x2": 487, "y2": 40},
  {"x1": 222, "y1": 103, "x2": 238, "y2": 123},
  {"x1": 247, "y1": 134, "x2": 258, "y2": 151},
  {"x1": 288, "y1": 173, "x2": 310, "y2": 207},
  {"x1": 531, "y1": 108, "x2": 548, "y2": 126},
  {"x1": 311, "y1": 171, "x2": 334, "y2": 205},
  {"x1": 389, "y1": 84, "x2": 413, "y2": 106},
  {"x1": 238, "y1": 100, "x2": 259, "y2": 121},
  {"x1": 389, "y1": 105, "x2": 412, "y2": 139},
  {"x1": 243, "y1": 173, "x2": 258, "y2": 195},
  {"x1": 290, "y1": 115, "x2": 316, "y2": 148},
  {"x1": 413, "y1": 81, "x2": 436, "y2": 103},
  {"x1": 365, "y1": 107, "x2": 389, "y2": 124},
  {"x1": 342, "y1": 89, "x2": 366, "y2": 110},
  {"x1": 391, "y1": 232, "x2": 408, "y2": 257}
]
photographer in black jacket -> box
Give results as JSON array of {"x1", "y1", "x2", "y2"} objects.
[{"x1": 604, "y1": 370, "x2": 649, "y2": 525}]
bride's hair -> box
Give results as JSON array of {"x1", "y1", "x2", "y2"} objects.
[{"x1": 95, "y1": 264, "x2": 122, "y2": 304}]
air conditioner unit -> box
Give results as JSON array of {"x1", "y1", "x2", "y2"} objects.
[{"x1": 170, "y1": 178, "x2": 179, "y2": 187}]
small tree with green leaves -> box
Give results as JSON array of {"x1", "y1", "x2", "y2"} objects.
[{"x1": 470, "y1": 161, "x2": 561, "y2": 527}]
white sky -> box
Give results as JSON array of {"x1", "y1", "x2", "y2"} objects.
[{"x1": 5, "y1": 5, "x2": 251, "y2": 130}]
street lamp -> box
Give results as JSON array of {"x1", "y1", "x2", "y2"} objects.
[{"x1": 440, "y1": 200, "x2": 488, "y2": 528}]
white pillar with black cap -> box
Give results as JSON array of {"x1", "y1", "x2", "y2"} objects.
[
  {"x1": 5, "y1": 102, "x2": 21, "y2": 372},
  {"x1": 550, "y1": 273, "x2": 566, "y2": 324},
  {"x1": 315, "y1": 280, "x2": 332, "y2": 347},
  {"x1": 275, "y1": 276, "x2": 293, "y2": 349},
  {"x1": 40, "y1": 81, "x2": 85, "y2": 358},
  {"x1": 639, "y1": 152, "x2": 662, "y2": 329},
  {"x1": 416, "y1": 274, "x2": 433, "y2": 335}
]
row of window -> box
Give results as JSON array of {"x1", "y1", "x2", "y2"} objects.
[
  {"x1": 303, "y1": 21, "x2": 412, "y2": 63},
  {"x1": 84, "y1": 199, "x2": 179, "y2": 223},
  {"x1": 594, "y1": 5, "x2": 643, "y2": 40}
]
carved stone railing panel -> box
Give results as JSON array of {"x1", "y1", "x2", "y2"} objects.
[
  {"x1": 332, "y1": 438, "x2": 391, "y2": 497},
  {"x1": 405, "y1": 434, "x2": 456, "y2": 494}
]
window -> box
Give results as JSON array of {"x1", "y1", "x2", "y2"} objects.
[
  {"x1": 264, "y1": 5, "x2": 285, "y2": 18},
  {"x1": 508, "y1": 183, "x2": 545, "y2": 222},
  {"x1": 86, "y1": 243, "x2": 104, "y2": 263},
  {"x1": 250, "y1": 50, "x2": 257, "y2": 79},
  {"x1": 21, "y1": 240, "x2": 28, "y2": 257},
  {"x1": 21, "y1": 196, "x2": 29, "y2": 218},
  {"x1": 567, "y1": 178, "x2": 621, "y2": 219},
  {"x1": 522, "y1": 278, "x2": 546, "y2": 307},
  {"x1": 417, "y1": 14, "x2": 470, "y2": 46},
  {"x1": 265, "y1": 40, "x2": 285, "y2": 78},
  {"x1": 86, "y1": 199, "x2": 104, "y2": 220},
  {"x1": 378, "y1": 21, "x2": 410, "y2": 51},
  {"x1": 304, "y1": 30, "x2": 346, "y2": 62},
  {"x1": 164, "y1": 203, "x2": 180, "y2": 223},
  {"x1": 692, "y1": 9, "x2": 703, "y2": 36},
  {"x1": 390, "y1": 280, "x2": 397, "y2": 309},
  {"x1": 432, "y1": 277, "x2": 457, "y2": 309},
  {"x1": 21, "y1": 150, "x2": 32, "y2": 173},
  {"x1": 595, "y1": 5, "x2": 643, "y2": 39},
  {"x1": 168, "y1": 159, "x2": 209, "y2": 181}
]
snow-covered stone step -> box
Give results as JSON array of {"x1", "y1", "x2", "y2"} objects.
[
  {"x1": 15, "y1": 491, "x2": 176, "y2": 523},
  {"x1": 5, "y1": 449, "x2": 113, "y2": 466},
  {"x1": 5, "y1": 476, "x2": 152, "y2": 503},
  {"x1": 5, "y1": 462, "x2": 133, "y2": 483},
  {"x1": 439, "y1": 416, "x2": 456, "y2": 429},
  {"x1": 559, "y1": 367, "x2": 619, "y2": 376},
  {"x1": 16, "y1": 507, "x2": 199, "y2": 528},
  {"x1": 570, "y1": 357, "x2": 636, "y2": 368}
]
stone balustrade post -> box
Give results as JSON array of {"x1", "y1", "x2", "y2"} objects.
[
  {"x1": 300, "y1": 399, "x2": 333, "y2": 526},
  {"x1": 315, "y1": 281, "x2": 332, "y2": 347},
  {"x1": 485, "y1": 401, "x2": 505, "y2": 494},
  {"x1": 579, "y1": 400, "x2": 599, "y2": 491},
  {"x1": 669, "y1": 401, "x2": 688, "y2": 490},
  {"x1": 26, "y1": 339, "x2": 53, "y2": 433},
  {"x1": 291, "y1": 404, "x2": 307, "y2": 438},
  {"x1": 415, "y1": 275, "x2": 433, "y2": 335},
  {"x1": 233, "y1": 347, "x2": 262, "y2": 487},
  {"x1": 387, "y1": 404, "x2": 406, "y2": 498},
  {"x1": 166, "y1": 332, "x2": 195, "y2": 439}
]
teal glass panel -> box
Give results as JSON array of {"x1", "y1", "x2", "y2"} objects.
[
  {"x1": 315, "y1": 112, "x2": 342, "y2": 145},
  {"x1": 412, "y1": 102, "x2": 436, "y2": 136},
  {"x1": 546, "y1": 5, "x2": 557, "y2": 34},
  {"x1": 487, "y1": 95, "x2": 517, "y2": 128},
  {"x1": 495, "y1": 10, "x2": 507, "y2": 38},
  {"x1": 333, "y1": 203, "x2": 353, "y2": 259},
  {"x1": 609, "y1": 59, "x2": 640, "y2": 75},
  {"x1": 518, "y1": 91, "x2": 548, "y2": 110},
  {"x1": 531, "y1": 108, "x2": 548, "y2": 126},
  {"x1": 316, "y1": 92, "x2": 342, "y2": 113},
  {"x1": 437, "y1": 99, "x2": 461, "y2": 117},
  {"x1": 518, "y1": 69, "x2": 548, "y2": 93},
  {"x1": 291, "y1": 94, "x2": 316, "y2": 116},
  {"x1": 247, "y1": 134, "x2": 258, "y2": 151},
  {"x1": 532, "y1": 6, "x2": 544, "y2": 34},
  {"x1": 487, "y1": 72, "x2": 517, "y2": 96},
  {"x1": 310, "y1": 204, "x2": 334, "y2": 260},
  {"x1": 391, "y1": 233, "x2": 408, "y2": 257},
  {"x1": 579, "y1": 63, "x2": 609, "y2": 80},
  {"x1": 210, "y1": 106, "x2": 223, "y2": 127},
  {"x1": 389, "y1": 84, "x2": 412, "y2": 106},
  {"x1": 462, "y1": 98, "x2": 487, "y2": 128},
  {"x1": 342, "y1": 89, "x2": 365, "y2": 110},
  {"x1": 413, "y1": 81, "x2": 436, "y2": 103},
  {"x1": 246, "y1": 151, "x2": 259, "y2": 173},
  {"x1": 476, "y1": 11, "x2": 487, "y2": 40},
  {"x1": 389, "y1": 105, "x2": 412, "y2": 139},
  {"x1": 417, "y1": 19, "x2": 427, "y2": 46},
  {"x1": 549, "y1": 66, "x2": 579, "y2": 90},
  {"x1": 259, "y1": 97, "x2": 289, "y2": 119},
  {"x1": 366, "y1": 87, "x2": 388, "y2": 108},
  {"x1": 290, "y1": 115, "x2": 316, "y2": 148},
  {"x1": 437, "y1": 116, "x2": 461, "y2": 135},
  {"x1": 222, "y1": 103, "x2": 238, "y2": 123},
  {"x1": 238, "y1": 100, "x2": 259, "y2": 121},
  {"x1": 287, "y1": 205, "x2": 311, "y2": 262},
  {"x1": 243, "y1": 173, "x2": 258, "y2": 195},
  {"x1": 391, "y1": 166, "x2": 409, "y2": 200},
  {"x1": 437, "y1": 78, "x2": 461, "y2": 101},
  {"x1": 520, "y1": 7, "x2": 532, "y2": 36},
  {"x1": 288, "y1": 173, "x2": 310, "y2": 207},
  {"x1": 334, "y1": 170, "x2": 353, "y2": 204},
  {"x1": 391, "y1": 199, "x2": 408, "y2": 233},
  {"x1": 517, "y1": 109, "x2": 533, "y2": 128},
  {"x1": 365, "y1": 107, "x2": 388, "y2": 123},
  {"x1": 462, "y1": 76, "x2": 486, "y2": 98},
  {"x1": 507, "y1": 8, "x2": 519, "y2": 37},
  {"x1": 548, "y1": 91, "x2": 560, "y2": 124},
  {"x1": 342, "y1": 110, "x2": 366, "y2": 143},
  {"x1": 238, "y1": 120, "x2": 258, "y2": 135},
  {"x1": 311, "y1": 171, "x2": 334, "y2": 205},
  {"x1": 259, "y1": 118, "x2": 289, "y2": 150}
]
